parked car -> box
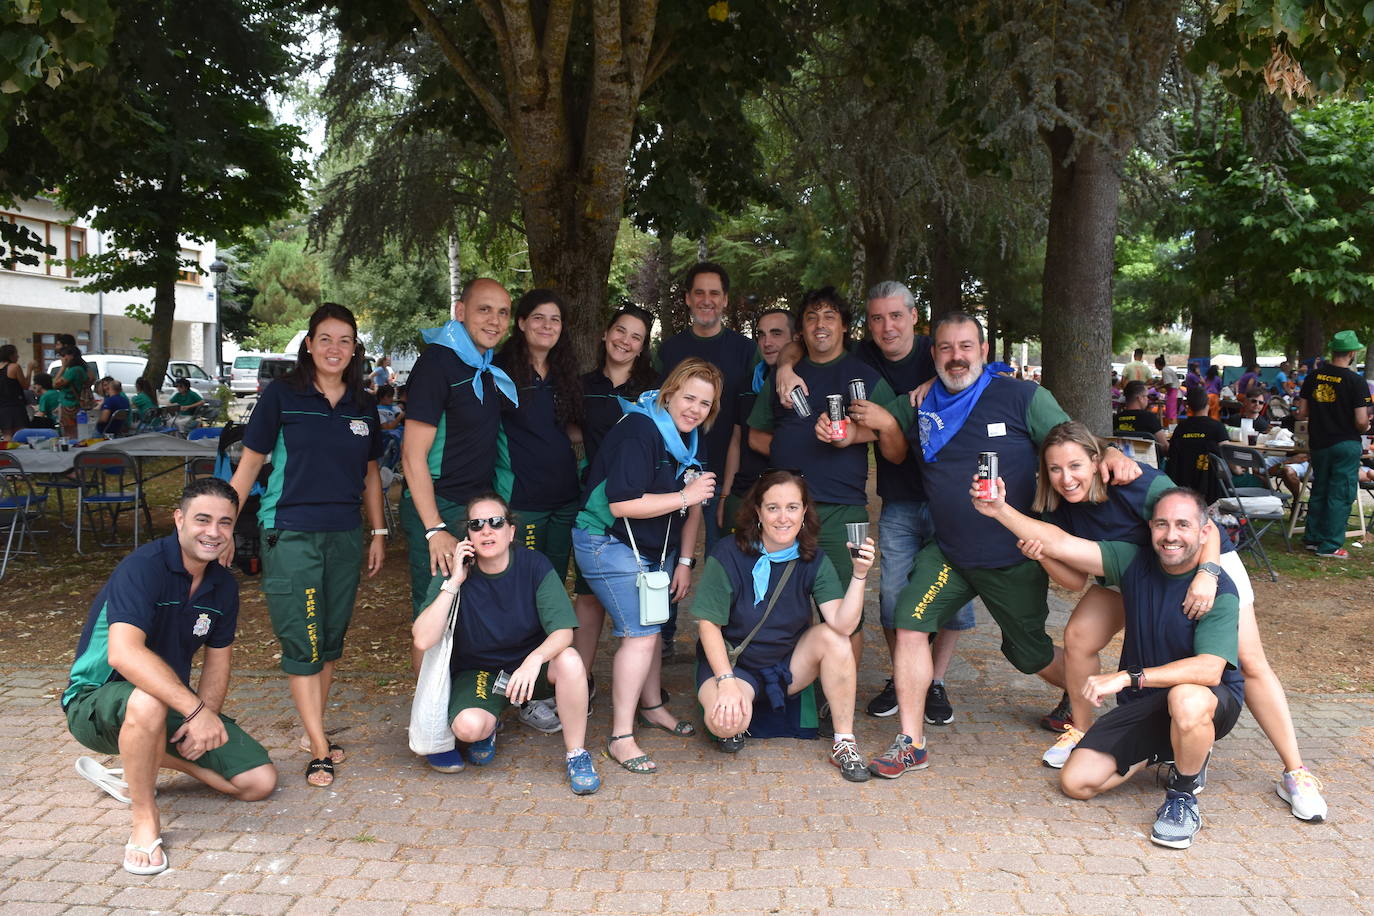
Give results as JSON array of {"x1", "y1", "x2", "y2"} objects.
[
  {"x1": 255, "y1": 356, "x2": 295, "y2": 394},
  {"x1": 47, "y1": 353, "x2": 219, "y2": 402},
  {"x1": 230, "y1": 352, "x2": 284, "y2": 396}
]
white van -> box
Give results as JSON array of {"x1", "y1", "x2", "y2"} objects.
[
  {"x1": 47, "y1": 354, "x2": 219, "y2": 402},
  {"x1": 230, "y1": 352, "x2": 283, "y2": 396}
]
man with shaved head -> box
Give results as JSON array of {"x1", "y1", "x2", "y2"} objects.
[{"x1": 401, "y1": 278, "x2": 517, "y2": 768}]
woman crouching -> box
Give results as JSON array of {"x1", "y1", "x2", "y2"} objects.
[{"x1": 691, "y1": 468, "x2": 875, "y2": 782}]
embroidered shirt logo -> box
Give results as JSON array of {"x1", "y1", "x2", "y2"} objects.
[
  {"x1": 192, "y1": 613, "x2": 211, "y2": 637},
  {"x1": 349, "y1": 419, "x2": 369, "y2": 436}
]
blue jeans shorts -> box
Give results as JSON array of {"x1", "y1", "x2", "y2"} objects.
[
  {"x1": 572, "y1": 528, "x2": 675, "y2": 638},
  {"x1": 878, "y1": 500, "x2": 975, "y2": 633}
]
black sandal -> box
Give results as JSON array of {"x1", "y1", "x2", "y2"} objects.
[
  {"x1": 305, "y1": 757, "x2": 334, "y2": 787},
  {"x1": 636, "y1": 702, "x2": 696, "y2": 737}
]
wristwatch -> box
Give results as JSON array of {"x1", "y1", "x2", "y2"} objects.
[
  {"x1": 371, "y1": 528, "x2": 389, "y2": 537},
  {"x1": 678, "y1": 556, "x2": 696, "y2": 568},
  {"x1": 1128, "y1": 666, "x2": 1145, "y2": 690},
  {"x1": 1197, "y1": 561, "x2": 1222, "y2": 578}
]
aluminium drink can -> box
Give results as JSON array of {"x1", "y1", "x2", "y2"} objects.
[
  {"x1": 826, "y1": 394, "x2": 847, "y2": 440},
  {"x1": 788, "y1": 385, "x2": 812, "y2": 418},
  {"x1": 847, "y1": 378, "x2": 867, "y2": 402},
  {"x1": 975, "y1": 451, "x2": 999, "y2": 500}
]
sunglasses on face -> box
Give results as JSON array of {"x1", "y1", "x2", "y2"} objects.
[{"x1": 465, "y1": 516, "x2": 509, "y2": 532}]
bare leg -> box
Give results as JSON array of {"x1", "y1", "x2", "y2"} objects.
[
  {"x1": 794, "y1": 625, "x2": 858, "y2": 735},
  {"x1": 572, "y1": 594, "x2": 605, "y2": 674},
  {"x1": 1237, "y1": 601, "x2": 1303, "y2": 772},
  {"x1": 1062, "y1": 587, "x2": 1125, "y2": 731},
  {"x1": 698, "y1": 677, "x2": 757, "y2": 738},
  {"x1": 289, "y1": 672, "x2": 331, "y2": 763},
  {"x1": 930, "y1": 628, "x2": 960, "y2": 681},
  {"x1": 1034, "y1": 645, "x2": 1067, "y2": 690},
  {"x1": 119, "y1": 690, "x2": 169, "y2": 870},
  {"x1": 1168, "y1": 684, "x2": 1217, "y2": 776},
  {"x1": 892, "y1": 628, "x2": 932, "y2": 744},
  {"x1": 882, "y1": 626, "x2": 896, "y2": 662},
  {"x1": 548, "y1": 647, "x2": 589, "y2": 752},
  {"x1": 609, "y1": 634, "x2": 657, "y2": 768},
  {"x1": 1061, "y1": 747, "x2": 1146, "y2": 799},
  {"x1": 451, "y1": 708, "x2": 499, "y2": 744}
]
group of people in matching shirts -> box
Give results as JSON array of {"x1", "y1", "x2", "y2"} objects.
[{"x1": 65, "y1": 266, "x2": 1334, "y2": 875}]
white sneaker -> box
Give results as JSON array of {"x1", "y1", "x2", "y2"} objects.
[
  {"x1": 1041, "y1": 726, "x2": 1084, "y2": 769},
  {"x1": 1277, "y1": 766, "x2": 1328, "y2": 822},
  {"x1": 518, "y1": 697, "x2": 562, "y2": 733}
]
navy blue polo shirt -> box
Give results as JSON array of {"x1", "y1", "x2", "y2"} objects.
[
  {"x1": 658, "y1": 327, "x2": 758, "y2": 478},
  {"x1": 1050, "y1": 464, "x2": 1235, "y2": 554},
  {"x1": 494, "y1": 359, "x2": 579, "y2": 512},
  {"x1": 244, "y1": 379, "x2": 384, "y2": 531},
  {"x1": 748, "y1": 352, "x2": 893, "y2": 506},
  {"x1": 580, "y1": 369, "x2": 655, "y2": 470},
  {"x1": 576, "y1": 412, "x2": 688, "y2": 556},
  {"x1": 421, "y1": 547, "x2": 576, "y2": 674},
  {"x1": 64, "y1": 536, "x2": 239, "y2": 708},
  {"x1": 728, "y1": 369, "x2": 771, "y2": 499},
  {"x1": 854, "y1": 336, "x2": 935, "y2": 502},
  {"x1": 1100, "y1": 542, "x2": 1244, "y2": 706},
  {"x1": 405, "y1": 341, "x2": 506, "y2": 504},
  {"x1": 889, "y1": 377, "x2": 1069, "y2": 568},
  {"x1": 689, "y1": 539, "x2": 842, "y2": 672}
]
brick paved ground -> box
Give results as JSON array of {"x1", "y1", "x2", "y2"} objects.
[{"x1": 3, "y1": 596, "x2": 1371, "y2": 915}]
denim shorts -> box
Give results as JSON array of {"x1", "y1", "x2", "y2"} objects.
[
  {"x1": 572, "y1": 528, "x2": 675, "y2": 638},
  {"x1": 878, "y1": 500, "x2": 975, "y2": 632}
]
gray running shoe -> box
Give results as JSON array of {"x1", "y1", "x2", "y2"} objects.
[
  {"x1": 1150, "y1": 790, "x2": 1201, "y2": 849},
  {"x1": 518, "y1": 697, "x2": 562, "y2": 733}
]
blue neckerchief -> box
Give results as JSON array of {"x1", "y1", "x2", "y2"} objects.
[
  {"x1": 751, "y1": 541, "x2": 800, "y2": 605},
  {"x1": 751, "y1": 361, "x2": 767, "y2": 394},
  {"x1": 617, "y1": 389, "x2": 700, "y2": 478},
  {"x1": 918, "y1": 367, "x2": 995, "y2": 462},
  {"x1": 420, "y1": 319, "x2": 518, "y2": 405}
]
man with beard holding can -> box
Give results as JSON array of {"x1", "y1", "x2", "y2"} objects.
[{"x1": 839, "y1": 312, "x2": 1139, "y2": 777}]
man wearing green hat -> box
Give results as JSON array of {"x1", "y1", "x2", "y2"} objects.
[{"x1": 1296, "y1": 330, "x2": 1372, "y2": 558}]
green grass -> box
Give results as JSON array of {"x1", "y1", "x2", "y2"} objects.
[{"x1": 1240, "y1": 517, "x2": 1374, "y2": 581}]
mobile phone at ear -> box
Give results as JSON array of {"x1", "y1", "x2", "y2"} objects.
[{"x1": 460, "y1": 535, "x2": 473, "y2": 567}]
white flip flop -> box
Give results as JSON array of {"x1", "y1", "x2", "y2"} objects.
[
  {"x1": 123, "y1": 836, "x2": 168, "y2": 876},
  {"x1": 75, "y1": 756, "x2": 131, "y2": 804}
]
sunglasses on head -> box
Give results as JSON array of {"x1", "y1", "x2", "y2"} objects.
[{"x1": 465, "y1": 516, "x2": 509, "y2": 532}]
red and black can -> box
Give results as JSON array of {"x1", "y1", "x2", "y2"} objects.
[
  {"x1": 847, "y1": 378, "x2": 867, "y2": 402},
  {"x1": 975, "y1": 451, "x2": 999, "y2": 500},
  {"x1": 826, "y1": 394, "x2": 847, "y2": 440}
]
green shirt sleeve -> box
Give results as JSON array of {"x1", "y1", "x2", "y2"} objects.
[
  {"x1": 421, "y1": 571, "x2": 447, "y2": 608},
  {"x1": 1140, "y1": 474, "x2": 1175, "y2": 520},
  {"x1": 1027, "y1": 386, "x2": 1072, "y2": 445},
  {"x1": 885, "y1": 392, "x2": 914, "y2": 433},
  {"x1": 811, "y1": 554, "x2": 844, "y2": 604},
  {"x1": 535, "y1": 568, "x2": 577, "y2": 633},
  {"x1": 1097, "y1": 541, "x2": 1140, "y2": 587},
  {"x1": 687, "y1": 556, "x2": 735, "y2": 626},
  {"x1": 1193, "y1": 592, "x2": 1240, "y2": 670},
  {"x1": 747, "y1": 386, "x2": 776, "y2": 431},
  {"x1": 868, "y1": 378, "x2": 897, "y2": 410}
]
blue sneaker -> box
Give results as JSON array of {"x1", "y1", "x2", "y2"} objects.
[
  {"x1": 566, "y1": 750, "x2": 601, "y2": 795},
  {"x1": 426, "y1": 748, "x2": 465, "y2": 773},
  {"x1": 466, "y1": 731, "x2": 497, "y2": 766},
  {"x1": 1150, "y1": 789, "x2": 1201, "y2": 849}
]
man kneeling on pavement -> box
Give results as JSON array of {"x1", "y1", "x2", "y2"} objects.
[
  {"x1": 65, "y1": 478, "x2": 277, "y2": 875},
  {"x1": 973, "y1": 482, "x2": 1243, "y2": 849}
]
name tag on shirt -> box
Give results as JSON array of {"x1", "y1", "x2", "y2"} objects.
[{"x1": 987, "y1": 422, "x2": 1007, "y2": 437}]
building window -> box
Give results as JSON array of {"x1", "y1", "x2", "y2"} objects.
[
  {"x1": 1, "y1": 211, "x2": 87, "y2": 278},
  {"x1": 178, "y1": 248, "x2": 201, "y2": 284}
]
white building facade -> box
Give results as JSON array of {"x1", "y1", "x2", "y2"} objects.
[{"x1": 0, "y1": 197, "x2": 219, "y2": 370}]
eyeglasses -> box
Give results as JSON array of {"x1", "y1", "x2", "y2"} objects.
[{"x1": 465, "y1": 517, "x2": 509, "y2": 532}]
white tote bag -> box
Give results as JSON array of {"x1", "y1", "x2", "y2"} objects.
[{"x1": 408, "y1": 588, "x2": 459, "y2": 755}]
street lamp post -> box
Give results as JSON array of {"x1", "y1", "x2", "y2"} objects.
[{"x1": 209, "y1": 258, "x2": 228, "y2": 379}]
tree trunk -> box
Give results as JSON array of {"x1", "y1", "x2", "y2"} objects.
[
  {"x1": 985, "y1": 299, "x2": 999, "y2": 361},
  {"x1": 1365, "y1": 342, "x2": 1374, "y2": 380},
  {"x1": 1039, "y1": 127, "x2": 1120, "y2": 435},
  {"x1": 851, "y1": 244, "x2": 866, "y2": 303},
  {"x1": 1300, "y1": 306, "x2": 1325, "y2": 362},
  {"x1": 1188, "y1": 324, "x2": 1211, "y2": 362},
  {"x1": 1235, "y1": 326, "x2": 1258, "y2": 369},
  {"x1": 926, "y1": 215, "x2": 961, "y2": 320},
  {"x1": 144, "y1": 270, "x2": 177, "y2": 394},
  {"x1": 655, "y1": 232, "x2": 685, "y2": 343}
]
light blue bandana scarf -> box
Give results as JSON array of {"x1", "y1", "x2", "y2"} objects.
[
  {"x1": 420, "y1": 319, "x2": 518, "y2": 405},
  {"x1": 617, "y1": 389, "x2": 701, "y2": 478}
]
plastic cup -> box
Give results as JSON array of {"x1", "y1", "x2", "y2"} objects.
[
  {"x1": 491, "y1": 670, "x2": 511, "y2": 697},
  {"x1": 845, "y1": 522, "x2": 869, "y2": 558}
]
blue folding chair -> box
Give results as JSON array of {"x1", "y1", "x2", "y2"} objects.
[
  {"x1": 0, "y1": 453, "x2": 48, "y2": 579},
  {"x1": 73, "y1": 449, "x2": 150, "y2": 554},
  {"x1": 12, "y1": 428, "x2": 57, "y2": 445},
  {"x1": 188, "y1": 426, "x2": 224, "y2": 441}
]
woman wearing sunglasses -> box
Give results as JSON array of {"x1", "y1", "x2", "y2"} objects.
[
  {"x1": 230, "y1": 303, "x2": 386, "y2": 788},
  {"x1": 573, "y1": 358, "x2": 722, "y2": 774},
  {"x1": 412, "y1": 493, "x2": 598, "y2": 794},
  {"x1": 572, "y1": 305, "x2": 659, "y2": 694},
  {"x1": 690, "y1": 469, "x2": 876, "y2": 781}
]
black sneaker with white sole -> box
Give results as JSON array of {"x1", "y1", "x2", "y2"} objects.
[
  {"x1": 924, "y1": 683, "x2": 954, "y2": 725},
  {"x1": 866, "y1": 678, "x2": 898, "y2": 717}
]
